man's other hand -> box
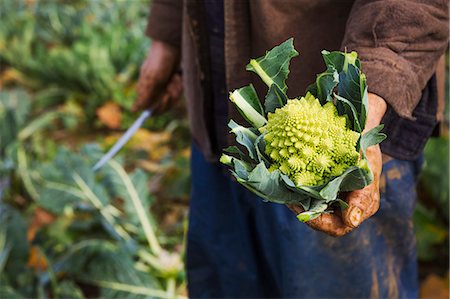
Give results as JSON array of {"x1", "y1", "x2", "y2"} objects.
[{"x1": 132, "y1": 41, "x2": 182, "y2": 114}]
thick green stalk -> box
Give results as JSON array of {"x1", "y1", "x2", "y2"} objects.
[{"x1": 108, "y1": 160, "x2": 162, "y2": 255}]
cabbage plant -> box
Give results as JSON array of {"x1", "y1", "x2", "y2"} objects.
[{"x1": 221, "y1": 39, "x2": 386, "y2": 221}]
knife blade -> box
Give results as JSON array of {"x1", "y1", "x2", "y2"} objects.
[{"x1": 92, "y1": 109, "x2": 152, "y2": 171}]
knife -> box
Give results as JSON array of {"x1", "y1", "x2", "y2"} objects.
[{"x1": 92, "y1": 109, "x2": 152, "y2": 171}]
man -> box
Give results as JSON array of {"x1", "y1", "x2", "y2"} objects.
[{"x1": 133, "y1": 1, "x2": 448, "y2": 297}]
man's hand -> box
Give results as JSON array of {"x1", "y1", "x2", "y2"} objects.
[
  {"x1": 132, "y1": 41, "x2": 182, "y2": 114},
  {"x1": 289, "y1": 93, "x2": 387, "y2": 237}
]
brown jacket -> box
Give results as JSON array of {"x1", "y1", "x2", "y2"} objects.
[{"x1": 146, "y1": 0, "x2": 448, "y2": 161}]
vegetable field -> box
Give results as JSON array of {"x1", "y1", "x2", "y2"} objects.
[{"x1": 0, "y1": 1, "x2": 448, "y2": 298}]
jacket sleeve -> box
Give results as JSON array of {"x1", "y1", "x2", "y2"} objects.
[
  {"x1": 341, "y1": 0, "x2": 449, "y2": 119},
  {"x1": 145, "y1": 0, "x2": 183, "y2": 48}
]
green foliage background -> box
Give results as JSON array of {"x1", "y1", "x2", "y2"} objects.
[{"x1": 1, "y1": 1, "x2": 190, "y2": 298}]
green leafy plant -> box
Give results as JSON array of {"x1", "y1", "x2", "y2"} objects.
[
  {"x1": 414, "y1": 137, "x2": 449, "y2": 262},
  {"x1": 1, "y1": 145, "x2": 187, "y2": 298},
  {"x1": 221, "y1": 39, "x2": 386, "y2": 221},
  {"x1": 0, "y1": 1, "x2": 190, "y2": 298},
  {"x1": 0, "y1": 88, "x2": 65, "y2": 201},
  {"x1": 1, "y1": 89, "x2": 187, "y2": 298},
  {"x1": 0, "y1": 0, "x2": 151, "y2": 127}
]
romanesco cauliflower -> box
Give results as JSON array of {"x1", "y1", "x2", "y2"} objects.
[
  {"x1": 261, "y1": 93, "x2": 360, "y2": 186},
  {"x1": 221, "y1": 38, "x2": 386, "y2": 222}
]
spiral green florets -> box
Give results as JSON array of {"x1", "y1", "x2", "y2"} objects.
[{"x1": 260, "y1": 93, "x2": 360, "y2": 186}]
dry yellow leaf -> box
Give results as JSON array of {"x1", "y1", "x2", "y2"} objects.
[
  {"x1": 0, "y1": 68, "x2": 23, "y2": 88},
  {"x1": 103, "y1": 129, "x2": 171, "y2": 161},
  {"x1": 128, "y1": 129, "x2": 171, "y2": 161},
  {"x1": 420, "y1": 273, "x2": 449, "y2": 299},
  {"x1": 27, "y1": 246, "x2": 48, "y2": 272},
  {"x1": 27, "y1": 207, "x2": 56, "y2": 242},
  {"x1": 96, "y1": 101, "x2": 122, "y2": 129}
]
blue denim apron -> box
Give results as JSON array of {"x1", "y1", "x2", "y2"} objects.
[{"x1": 187, "y1": 144, "x2": 422, "y2": 298}]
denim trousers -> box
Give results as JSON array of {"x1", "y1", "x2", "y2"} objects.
[{"x1": 186, "y1": 144, "x2": 423, "y2": 298}]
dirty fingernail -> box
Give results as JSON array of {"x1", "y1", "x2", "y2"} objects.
[{"x1": 348, "y1": 207, "x2": 362, "y2": 227}]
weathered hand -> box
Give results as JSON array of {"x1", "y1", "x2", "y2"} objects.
[
  {"x1": 288, "y1": 93, "x2": 387, "y2": 236},
  {"x1": 132, "y1": 40, "x2": 182, "y2": 114}
]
